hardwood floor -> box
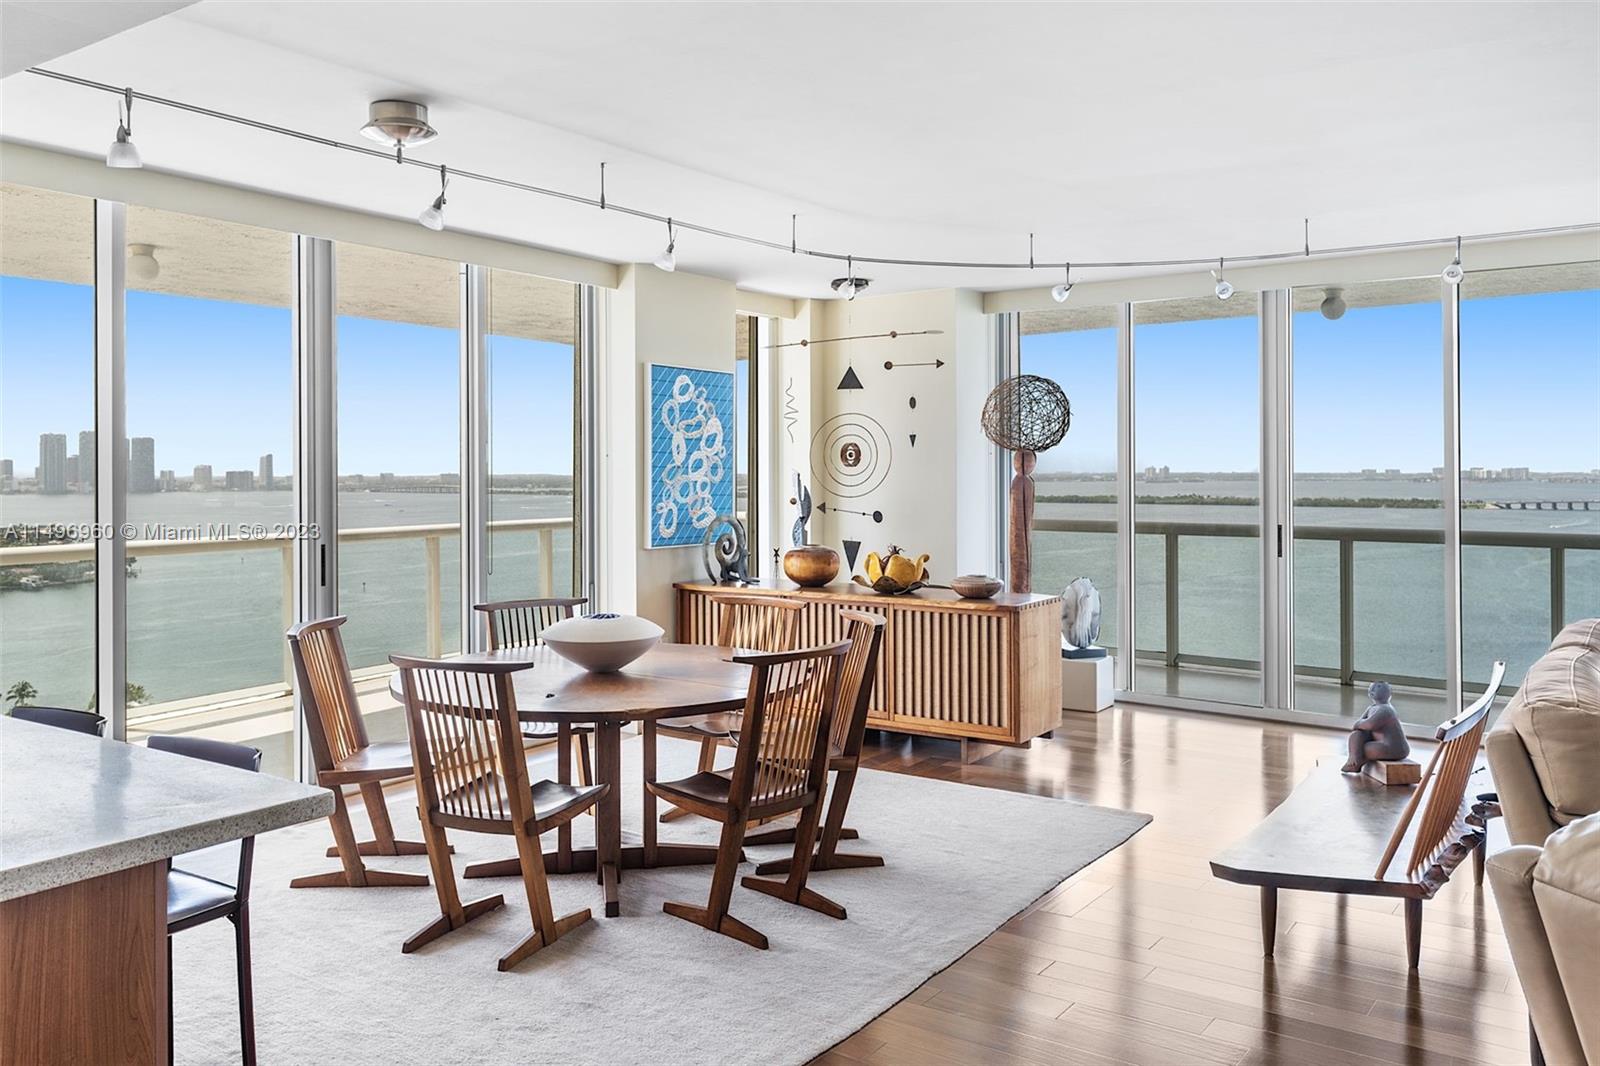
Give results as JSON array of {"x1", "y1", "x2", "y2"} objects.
[{"x1": 813, "y1": 704, "x2": 1528, "y2": 1066}]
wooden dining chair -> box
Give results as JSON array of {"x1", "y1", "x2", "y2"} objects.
[
  {"x1": 285, "y1": 616, "x2": 432, "y2": 890},
  {"x1": 751, "y1": 610, "x2": 887, "y2": 874},
  {"x1": 391, "y1": 654, "x2": 606, "y2": 971},
  {"x1": 648, "y1": 639, "x2": 850, "y2": 949},
  {"x1": 656, "y1": 594, "x2": 805, "y2": 822},
  {"x1": 474, "y1": 598, "x2": 594, "y2": 787},
  {"x1": 150, "y1": 735, "x2": 261, "y2": 1066}
]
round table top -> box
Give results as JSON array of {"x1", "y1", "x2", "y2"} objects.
[{"x1": 385, "y1": 642, "x2": 751, "y2": 724}]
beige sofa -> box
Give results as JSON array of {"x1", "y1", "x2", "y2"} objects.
[
  {"x1": 1487, "y1": 815, "x2": 1600, "y2": 1066},
  {"x1": 1485, "y1": 617, "x2": 1600, "y2": 845}
]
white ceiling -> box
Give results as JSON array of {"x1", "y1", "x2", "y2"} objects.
[{"x1": 0, "y1": 1, "x2": 1595, "y2": 299}]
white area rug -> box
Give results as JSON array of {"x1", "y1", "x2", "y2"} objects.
[{"x1": 172, "y1": 737, "x2": 1149, "y2": 1065}]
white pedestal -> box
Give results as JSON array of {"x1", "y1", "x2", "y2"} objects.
[{"x1": 1062, "y1": 654, "x2": 1114, "y2": 713}]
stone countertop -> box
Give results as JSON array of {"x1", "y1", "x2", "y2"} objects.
[{"x1": 0, "y1": 717, "x2": 332, "y2": 902}]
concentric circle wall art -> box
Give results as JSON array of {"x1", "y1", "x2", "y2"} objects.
[{"x1": 810, "y1": 412, "x2": 893, "y2": 499}]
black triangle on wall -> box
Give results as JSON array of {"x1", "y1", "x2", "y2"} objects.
[
  {"x1": 837, "y1": 365, "x2": 864, "y2": 390},
  {"x1": 842, "y1": 539, "x2": 862, "y2": 571},
  {"x1": 909, "y1": 433, "x2": 917, "y2": 447}
]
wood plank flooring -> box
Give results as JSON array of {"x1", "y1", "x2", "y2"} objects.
[{"x1": 813, "y1": 704, "x2": 1528, "y2": 1066}]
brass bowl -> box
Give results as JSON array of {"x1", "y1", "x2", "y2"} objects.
[
  {"x1": 950, "y1": 574, "x2": 1003, "y2": 599},
  {"x1": 783, "y1": 544, "x2": 840, "y2": 587}
]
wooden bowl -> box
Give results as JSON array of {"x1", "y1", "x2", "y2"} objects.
[
  {"x1": 783, "y1": 544, "x2": 840, "y2": 587},
  {"x1": 951, "y1": 574, "x2": 1003, "y2": 599}
]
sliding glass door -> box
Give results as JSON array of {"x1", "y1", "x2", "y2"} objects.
[
  {"x1": 1290, "y1": 278, "x2": 1448, "y2": 724},
  {"x1": 1130, "y1": 293, "x2": 1261, "y2": 705}
]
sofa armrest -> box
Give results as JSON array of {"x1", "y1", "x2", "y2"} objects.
[
  {"x1": 1487, "y1": 846, "x2": 1587, "y2": 1066},
  {"x1": 1487, "y1": 725, "x2": 1559, "y2": 846}
]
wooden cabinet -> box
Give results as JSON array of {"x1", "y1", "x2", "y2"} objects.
[{"x1": 676, "y1": 581, "x2": 1062, "y2": 757}]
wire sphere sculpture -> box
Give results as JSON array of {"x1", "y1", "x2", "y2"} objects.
[{"x1": 980, "y1": 374, "x2": 1071, "y2": 453}]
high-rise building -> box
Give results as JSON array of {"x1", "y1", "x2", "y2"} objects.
[
  {"x1": 65, "y1": 454, "x2": 79, "y2": 486},
  {"x1": 193, "y1": 464, "x2": 213, "y2": 490},
  {"x1": 0, "y1": 459, "x2": 13, "y2": 493},
  {"x1": 159, "y1": 469, "x2": 177, "y2": 491},
  {"x1": 224, "y1": 469, "x2": 255, "y2": 491},
  {"x1": 37, "y1": 434, "x2": 68, "y2": 494},
  {"x1": 259, "y1": 453, "x2": 274, "y2": 491},
  {"x1": 130, "y1": 437, "x2": 157, "y2": 493},
  {"x1": 78, "y1": 431, "x2": 95, "y2": 492}
]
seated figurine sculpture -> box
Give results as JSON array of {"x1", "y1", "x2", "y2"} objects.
[{"x1": 1343, "y1": 681, "x2": 1411, "y2": 773}]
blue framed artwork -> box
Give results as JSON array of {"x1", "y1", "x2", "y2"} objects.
[{"x1": 648, "y1": 363, "x2": 735, "y2": 548}]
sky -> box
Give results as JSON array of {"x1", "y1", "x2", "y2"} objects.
[
  {"x1": 1022, "y1": 287, "x2": 1600, "y2": 475},
  {"x1": 0, "y1": 277, "x2": 576, "y2": 476},
  {"x1": 3, "y1": 275, "x2": 1596, "y2": 481}
]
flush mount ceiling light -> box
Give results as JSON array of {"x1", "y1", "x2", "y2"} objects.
[
  {"x1": 653, "y1": 218, "x2": 677, "y2": 271},
  {"x1": 1319, "y1": 287, "x2": 1347, "y2": 320},
  {"x1": 1050, "y1": 263, "x2": 1074, "y2": 303},
  {"x1": 105, "y1": 87, "x2": 141, "y2": 169},
  {"x1": 1442, "y1": 236, "x2": 1464, "y2": 285},
  {"x1": 360, "y1": 99, "x2": 438, "y2": 160},
  {"x1": 1212, "y1": 258, "x2": 1234, "y2": 301},
  {"x1": 417, "y1": 164, "x2": 448, "y2": 231},
  {"x1": 127, "y1": 243, "x2": 160, "y2": 281}
]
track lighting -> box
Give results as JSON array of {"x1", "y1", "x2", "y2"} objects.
[
  {"x1": 106, "y1": 88, "x2": 142, "y2": 169},
  {"x1": 1212, "y1": 258, "x2": 1234, "y2": 301},
  {"x1": 831, "y1": 257, "x2": 868, "y2": 300},
  {"x1": 417, "y1": 165, "x2": 447, "y2": 231},
  {"x1": 1442, "y1": 236, "x2": 1464, "y2": 285},
  {"x1": 1050, "y1": 263, "x2": 1074, "y2": 303},
  {"x1": 127, "y1": 244, "x2": 160, "y2": 281},
  {"x1": 360, "y1": 100, "x2": 438, "y2": 153},
  {"x1": 653, "y1": 218, "x2": 677, "y2": 271},
  {"x1": 1319, "y1": 288, "x2": 1346, "y2": 320}
]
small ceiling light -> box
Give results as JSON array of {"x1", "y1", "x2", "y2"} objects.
[
  {"x1": 1050, "y1": 263, "x2": 1074, "y2": 303},
  {"x1": 1442, "y1": 236, "x2": 1464, "y2": 285},
  {"x1": 1319, "y1": 288, "x2": 1346, "y2": 320},
  {"x1": 417, "y1": 165, "x2": 447, "y2": 231},
  {"x1": 127, "y1": 243, "x2": 160, "y2": 281},
  {"x1": 653, "y1": 218, "x2": 677, "y2": 271},
  {"x1": 1212, "y1": 257, "x2": 1234, "y2": 301},
  {"x1": 106, "y1": 88, "x2": 142, "y2": 169},
  {"x1": 360, "y1": 100, "x2": 438, "y2": 157},
  {"x1": 831, "y1": 256, "x2": 868, "y2": 300}
]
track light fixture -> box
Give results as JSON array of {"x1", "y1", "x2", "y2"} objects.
[
  {"x1": 1442, "y1": 236, "x2": 1464, "y2": 285},
  {"x1": 417, "y1": 165, "x2": 448, "y2": 231},
  {"x1": 1319, "y1": 288, "x2": 1346, "y2": 320},
  {"x1": 106, "y1": 87, "x2": 142, "y2": 169},
  {"x1": 1212, "y1": 258, "x2": 1234, "y2": 301},
  {"x1": 653, "y1": 218, "x2": 677, "y2": 271},
  {"x1": 831, "y1": 256, "x2": 868, "y2": 300},
  {"x1": 1050, "y1": 263, "x2": 1074, "y2": 303}
]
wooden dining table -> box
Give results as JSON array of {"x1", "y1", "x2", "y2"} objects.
[{"x1": 388, "y1": 641, "x2": 751, "y2": 917}]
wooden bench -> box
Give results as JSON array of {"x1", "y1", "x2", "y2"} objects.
[{"x1": 1210, "y1": 662, "x2": 1505, "y2": 969}]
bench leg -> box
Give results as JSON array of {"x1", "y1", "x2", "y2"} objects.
[
  {"x1": 1260, "y1": 886, "x2": 1277, "y2": 957},
  {"x1": 1404, "y1": 897, "x2": 1422, "y2": 970}
]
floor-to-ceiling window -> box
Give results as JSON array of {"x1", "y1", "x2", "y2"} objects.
[
  {"x1": 121, "y1": 207, "x2": 296, "y2": 763},
  {"x1": 1020, "y1": 304, "x2": 1119, "y2": 644},
  {"x1": 0, "y1": 183, "x2": 97, "y2": 714},
  {"x1": 335, "y1": 242, "x2": 461, "y2": 743},
  {"x1": 1131, "y1": 293, "x2": 1261, "y2": 704},
  {"x1": 1291, "y1": 277, "x2": 1447, "y2": 724},
  {"x1": 486, "y1": 268, "x2": 579, "y2": 601},
  {"x1": 1460, "y1": 262, "x2": 1600, "y2": 691}
]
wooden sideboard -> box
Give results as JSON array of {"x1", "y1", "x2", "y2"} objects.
[{"x1": 675, "y1": 581, "x2": 1062, "y2": 760}]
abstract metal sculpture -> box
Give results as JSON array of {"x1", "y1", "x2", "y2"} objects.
[
  {"x1": 791, "y1": 472, "x2": 812, "y2": 546},
  {"x1": 701, "y1": 514, "x2": 750, "y2": 585},
  {"x1": 1060, "y1": 577, "x2": 1105, "y2": 658},
  {"x1": 980, "y1": 375, "x2": 1070, "y2": 593}
]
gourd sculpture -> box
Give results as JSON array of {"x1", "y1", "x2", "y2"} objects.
[{"x1": 980, "y1": 375, "x2": 1070, "y2": 593}]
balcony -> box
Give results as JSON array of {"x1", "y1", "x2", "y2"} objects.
[{"x1": 0, "y1": 516, "x2": 571, "y2": 777}]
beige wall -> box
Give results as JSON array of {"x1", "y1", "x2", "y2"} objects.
[{"x1": 600, "y1": 265, "x2": 738, "y2": 629}]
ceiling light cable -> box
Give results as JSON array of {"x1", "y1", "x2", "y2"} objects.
[
  {"x1": 105, "y1": 87, "x2": 141, "y2": 169},
  {"x1": 417, "y1": 164, "x2": 448, "y2": 230},
  {"x1": 33, "y1": 67, "x2": 1599, "y2": 280}
]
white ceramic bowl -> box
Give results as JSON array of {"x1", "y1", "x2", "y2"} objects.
[{"x1": 541, "y1": 613, "x2": 664, "y2": 673}]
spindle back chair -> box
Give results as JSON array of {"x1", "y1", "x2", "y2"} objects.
[{"x1": 475, "y1": 597, "x2": 594, "y2": 788}]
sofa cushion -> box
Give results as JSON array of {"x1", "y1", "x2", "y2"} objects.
[
  {"x1": 1501, "y1": 618, "x2": 1600, "y2": 826},
  {"x1": 1535, "y1": 812, "x2": 1600, "y2": 905}
]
